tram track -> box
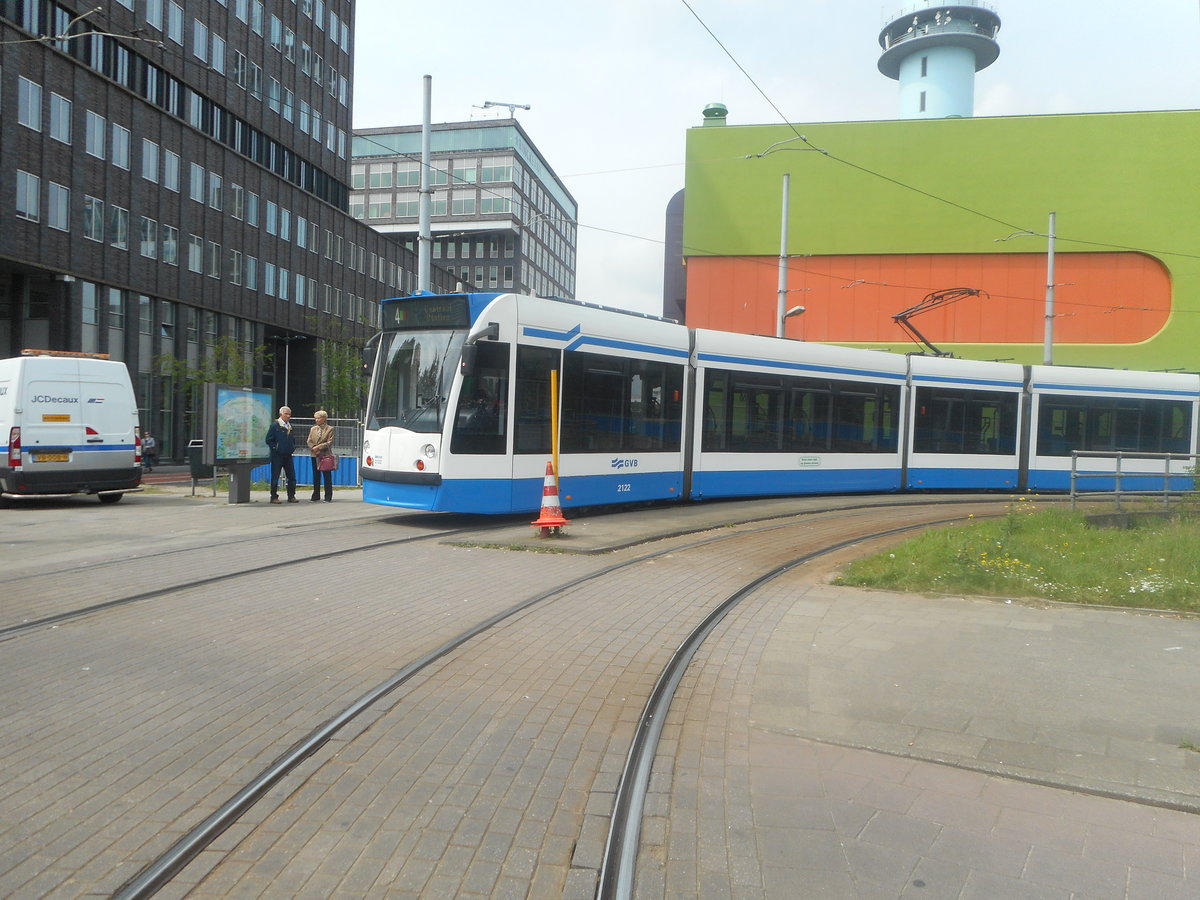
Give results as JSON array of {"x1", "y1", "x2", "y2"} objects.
[
  {"x1": 0, "y1": 517, "x2": 512, "y2": 642},
  {"x1": 107, "y1": 504, "x2": 978, "y2": 899}
]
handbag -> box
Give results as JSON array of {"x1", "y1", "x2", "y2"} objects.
[{"x1": 317, "y1": 454, "x2": 336, "y2": 472}]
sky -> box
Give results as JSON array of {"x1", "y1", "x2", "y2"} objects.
[{"x1": 352, "y1": 1, "x2": 1200, "y2": 316}]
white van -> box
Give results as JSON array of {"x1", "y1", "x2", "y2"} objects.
[{"x1": 0, "y1": 351, "x2": 143, "y2": 505}]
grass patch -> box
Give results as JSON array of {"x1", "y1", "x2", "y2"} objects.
[{"x1": 835, "y1": 499, "x2": 1200, "y2": 612}]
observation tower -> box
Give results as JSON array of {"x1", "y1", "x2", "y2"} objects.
[{"x1": 878, "y1": 3, "x2": 1001, "y2": 118}]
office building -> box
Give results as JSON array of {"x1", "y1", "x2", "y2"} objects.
[
  {"x1": 0, "y1": 0, "x2": 444, "y2": 459},
  {"x1": 351, "y1": 118, "x2": 577, "y2": 300}
]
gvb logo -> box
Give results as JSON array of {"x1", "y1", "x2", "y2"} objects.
[{"x1": 611, "y1": 458, "x2": 639, "y2": 470}]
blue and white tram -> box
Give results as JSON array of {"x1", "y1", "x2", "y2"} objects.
[
  {"x1": 690, "y1": 329, "x2": 908, "y2": 500},
  {"x1": 904, "y1": 355, "x2": 1025, "y2": 491},
  {"x1": 360, "y1": 291, "x2": 1200, "y2": 514},
  {"x1": 361, "y1": 292, "x2": 691, "y2": 513},
  {"x1": 1025, "y1": 366, "x2": 1198, "y2": 492}
]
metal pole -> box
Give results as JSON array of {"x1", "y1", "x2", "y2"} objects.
[
  {"x1": 418, "y1": 75, "x2": 432, "y2": 293},
  {"x1": 283, "y1": 342, "x2": 289, "y2": 408},
  {"x1": 776, "y1": 173, "x2": 790, "y2": 338},
  {"x1": 1043, "y1": 211, "x2": 1056, "y2": 365}
]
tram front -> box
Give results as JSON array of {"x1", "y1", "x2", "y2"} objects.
[{"x1": 361, "y1": 292, "x2": 509, "y2": 511}]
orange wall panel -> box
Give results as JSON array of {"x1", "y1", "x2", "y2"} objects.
[{"x1": 685, "y1": 253, "x2": 1170, "y2": 346}]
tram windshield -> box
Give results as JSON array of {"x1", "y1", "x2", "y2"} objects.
[{"x1": 367, "y1": 329, "x2": 467, "y2": 432}]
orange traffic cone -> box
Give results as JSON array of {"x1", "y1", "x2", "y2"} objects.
[{"x1": 531, "y1": 460, "x2": 570, "y2": 537}]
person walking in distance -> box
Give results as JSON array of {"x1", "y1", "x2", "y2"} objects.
[
  {"x1": 307, "y1": 409, "x2": 336, "y2": 502},
  {"x1": 265, "y1": 406, "x2": 298, "y2": 503},
  {"x1": 142, "y1": 431, "x2": 158, "y2": 472}
]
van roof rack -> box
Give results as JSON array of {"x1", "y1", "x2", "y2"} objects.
[{"x1": 20, "y1": 349, "x2": 110, "y2": 359}]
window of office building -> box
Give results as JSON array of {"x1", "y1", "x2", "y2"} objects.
[
  {"x1": 189, "y1": 164, "x2": 204, "y2": 202},
  {"x1": 369, "y1": 164, "x2": 392, "y2": 188},
  {"x1": 81, "y1": 282, "x2": 100, "y2": 352},
  {"x1": 47, "y1": 182, "x2": 69, "y2": 231},
  {"x1": 18, "y1": 77, "x2": 41, "y2": 132},
  {"x1": 15, "y1": 171, "x2": 40, "y2": 222},
  {"x1": 162, "y1": 149, "x2": 180, "y2": 191},
  {"x1": 83, "y1": 196, "x2": 103, "y2": 240},
  {"x1": 368, "y1": 194, "x2": 391, "y2": 219},
  {"x1": 208, "y1": 172, "x2": 222, "y2": 210},
  {"x1": 49, "y1": 92, "x2": 70, "y2": 143},
  {"x1": 245, "y1": 255, "x2": 258, "y2": 290},
  {"x1": 192, "y1": 19, "x2": 208, "y2": 62},
  {"x1": 187, "y1": 234, "x2": 203, "y2": 272},
  {"x1": 112, "y1": 124, "x2": 131, "y2": 169},
  {"x1": 110, "y1": 206, "x2": 129, "y2": 249},
  {"x1": 140, "y1": 217, "x2": 157, "y2": 258},
  {"x1": 85, "y1": 111, "x2": 105, "y2": 158},
  {"x1": 138, "y1": 295, "x2": 153, "y2": 335},
  {"x1": 206, "y1": 241, "x2": 220, "y2": 277},
  {"x1": 162, "y1": 225, "x2": 178, "y2": 265},
  {"x1": 211, "y1": 34, "x2": 225, "y2": 73},
  {"x1": 141, "y1": 139, "x2": 159, "y2": 182}
]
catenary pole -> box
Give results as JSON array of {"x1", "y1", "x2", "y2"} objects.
[
  {"x1": 1043, "y1": 211, "x2": 1056, "y2": 365},
  {"x1": 776, "y1": 173, "x2": 790, "y2": 338},
  {"x1": 418, "y1": 75, "x2": 432, "y2": 292}
]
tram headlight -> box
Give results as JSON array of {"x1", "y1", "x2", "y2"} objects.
[{"x1": 421, "y1": 443, "x2": 436, "y2": 459}]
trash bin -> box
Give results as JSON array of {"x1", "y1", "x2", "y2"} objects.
[
  {"x1": 187, "y1": 440, "x2": 213, "y2": 479},
  {"x1": 187, "y1": 439, "x2": 215, "y2": 496}
]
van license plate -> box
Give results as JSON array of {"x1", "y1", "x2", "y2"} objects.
[{"x1": 34, "y1": 452, "x2": 69, "y2": 462}]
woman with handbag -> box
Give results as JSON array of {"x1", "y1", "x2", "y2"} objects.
[{"x1": 307, "y1": 409, "x2": 337, "y2": 502}]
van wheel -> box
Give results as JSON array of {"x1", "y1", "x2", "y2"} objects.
[{"x1": 98, "y1": 493, "x2": 123, "y2": 504}]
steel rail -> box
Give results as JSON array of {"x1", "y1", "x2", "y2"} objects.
[
  {"x1": 112, "y1": 502, "x2": 984, "y2": 898},
  {"x1": 0, "y1": 529, "x2": 467, "y2": 643},
  {"x1": 595, "y1": 518, "x2": 964, "y2": 900}
]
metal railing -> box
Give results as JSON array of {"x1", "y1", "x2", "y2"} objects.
[
  {"x1": 288, "y1": 417, "x2": 362, "y2": 459},
  {"x1": 1069, "y1": 450, "x2": 1199, "y2": 511}
]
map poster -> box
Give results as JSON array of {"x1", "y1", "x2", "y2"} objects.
[{"x1": 202, "y1": 383, "x2": 274, "y2": 466}]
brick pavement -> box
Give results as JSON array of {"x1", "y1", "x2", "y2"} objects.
[
  {"x1": 2, "y1": 493, "x2": 1198, "y2": 898},
  {"x1": 637, "y1": 571, "x2": 1200, "y2": 898}
]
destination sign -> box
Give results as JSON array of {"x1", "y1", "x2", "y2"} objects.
[{"x1": 382, "y1": 295, "x2": 470, "y2": 330}]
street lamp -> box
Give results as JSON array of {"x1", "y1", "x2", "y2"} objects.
[
  {"x1": 995, "y1": 212, "x2": 1057, "y2": 365},
  {"x1": 748, "y1": 137, "x2": 828, "y2": 338},
  {"x1": 274, "y1": 334, "x2": 306, "y2": 408}
]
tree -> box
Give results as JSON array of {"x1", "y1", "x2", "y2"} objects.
[
  {"x1": 319, "y1": 336, "x2": 367, "y2": 418},
  {"x1": 157, "y1": 336, "x2": 268, "y2": 436}
]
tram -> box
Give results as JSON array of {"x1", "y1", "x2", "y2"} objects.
[{"x1": 360, "y1": 292, "x2": 1199, "y2": 514}]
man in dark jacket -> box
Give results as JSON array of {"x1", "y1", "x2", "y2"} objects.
[{"x1": 265, "y1": 406, "x2": 298, "y2": 503}]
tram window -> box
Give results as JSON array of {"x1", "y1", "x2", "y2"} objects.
[
  {"x1": 561, "y1": 350, "x2": 683, "y2": 453},
  {"x1": 1037, "y1": 395, "x2": 1191, "y2": 456},
  {"x1": 514, "y1": 345, "x2": 557, "y2": 454},
  {"x1": 369, "y1": 331, "x2": 465, "y2": 433},
  {"x1": 787, "y1": 386, "x2": 831, "y2": 451},
  {"x1": 731, "y1": 380, "x2": 784, "y2": 451},
  {"x1": 626, "y1": 360, "x2": 683, "y2": 451},
  {"x1": 450, "y1": 341, "x2": 509, "y2": 454},
  {"x1": 913, "y1": 387, "x2": 1018, "y2": 454},
  {"x1": 702, "y1": 371, "x2": 729, "y2": 451},
  {"x1": 703, "y1": 368, "x2": 898, "y2": 454}
]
